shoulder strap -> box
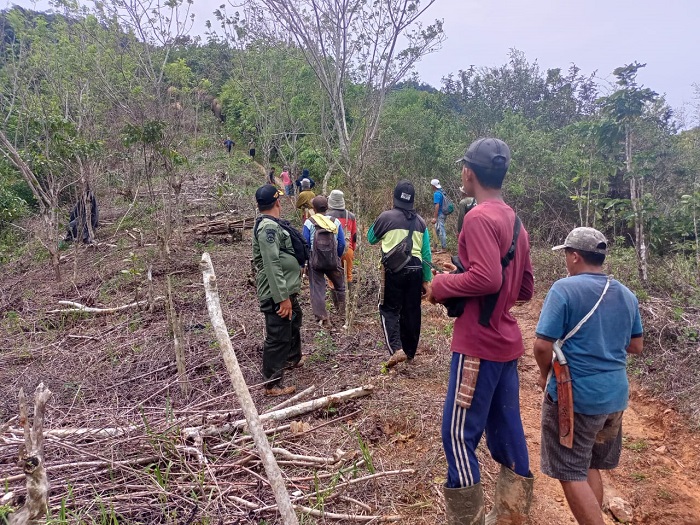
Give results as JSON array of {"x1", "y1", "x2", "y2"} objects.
[
  {"x1": 406, "y1": 215, "x2": 417, "y2": 252},
  {"x1": 253, "y1": 215, "x2": 284, "y2": 240},
  {"x1": 552, "y1": 275, "x2": 613, "y2": 367},
  {"x1": 501, "y1": 216, "x2": 521, "y2": 268},
  {"x1": 253, "y1": 215, "x2": 272, "y2": 240},
  {"x1": 478, "y1": 215, "x2": 522, "y2": 327}
]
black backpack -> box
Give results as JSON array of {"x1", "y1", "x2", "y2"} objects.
[
  {"x1": 254, "y1": 216, "x2": 309, "y2": 267},
  {"x1": 308, "y1": 215, "x2": 339, "y2": 271}
]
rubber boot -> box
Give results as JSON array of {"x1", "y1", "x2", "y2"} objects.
[
  {"x1": 485, "y1": 466, "x2": 534, "y2": 525},
  {"x1": 443, "y1": 483, "x2": 485, "y2": 525}
]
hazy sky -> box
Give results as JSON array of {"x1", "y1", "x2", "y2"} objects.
[
  {"x1": 20, "y1": 0, "x2": 700, "y2": 121},
  {"x1": 411, "y1": 0, "x2": 699, "y2": 118}
]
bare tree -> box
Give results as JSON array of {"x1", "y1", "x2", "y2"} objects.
[
  {"x1": 240, "y1": 0, "x2": 443, "y2": 190},
  {"x1": 226, "y1": 0, "x2": 442, "y2": 327}
]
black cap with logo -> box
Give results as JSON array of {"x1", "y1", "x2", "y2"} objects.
[
  {"x1": 393, "y1": 180, "x2": 415, "y2": 210},
  {"x1": 255, "y1": 184, "x2": 283, "y2": 206}
]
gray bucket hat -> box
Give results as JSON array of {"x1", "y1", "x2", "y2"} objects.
[
  {"x1": 552, "y1": 227, "x2": 608, "y2": 255},
  {"x1": 328, "y1": 190, "x2": 345, "y2": 210}
]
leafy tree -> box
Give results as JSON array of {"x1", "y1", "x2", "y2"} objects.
[{"x1": 599, "y1": 62, "x2": 661, "y2": 282}]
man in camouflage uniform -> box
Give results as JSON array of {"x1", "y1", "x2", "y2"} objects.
[{"x1": 253, "y1": 184, "x2": 304, "y2": 396}]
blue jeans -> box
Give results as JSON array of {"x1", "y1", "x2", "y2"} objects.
[
  {"x1": 435, "y1": 213, "x2": 447, "y2": 249},
  {"x1": 442, "y1": 354, "x2": 530, "y2": 487}
]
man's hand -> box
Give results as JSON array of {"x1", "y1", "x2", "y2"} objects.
[
  {"x1": 277, "y1": 298, "x2": 293, "y2": 319},
  {"x1": 431, "y1": 218, "x2": 437, "y2": 224},
  {"x1": 442, "y1": 261, "x2": 457, "y2": 272},
  {"x1": 423, "y1": 281, "x2": 438, "y2": 305},
  {"x1": 537, "y1": 374, "x2": 548, "y2": 392}
]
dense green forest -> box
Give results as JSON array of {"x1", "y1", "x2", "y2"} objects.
[{"x1": 0, "y1": 2, "x2": 699, "y2": 415}]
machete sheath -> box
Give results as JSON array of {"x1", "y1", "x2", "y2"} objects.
[{"x1": 552, "y1": 341, "x2": 574, "y2": 448}]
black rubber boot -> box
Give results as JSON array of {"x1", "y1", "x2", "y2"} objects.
[
  {"x1": 443, "y1": 483, "x2": 485, "y2": 525},
  {"x1": 485, "y1": 466, "x2": 534, "y2": 525}
]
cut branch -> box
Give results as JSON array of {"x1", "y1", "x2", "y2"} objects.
[
  {"x1": 48, "y1": 297, "x2": 164, "y2": 314},
  {"x1": 9, "y1": 383, "x2": 52, "y2": 525},
  {"x1": 200, "y1": 252, "x2": 299, "y2": 525},
  {"x1": 182, "y1": 384, "x2": 374, "y2": 437}
]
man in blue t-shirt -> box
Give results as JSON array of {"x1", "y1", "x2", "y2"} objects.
[
  {"x1": 534, "y1": 227, "x2": 643, "y2": 525},
  {"x1": 430, "y1": 178, "x2": 447, "y2": 253}
]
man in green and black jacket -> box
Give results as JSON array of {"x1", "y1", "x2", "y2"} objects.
[
  {"x1": 253, "y1": 184, "x2": 304, "y2": 396},
  {"x1": 368, "y1": 180, "x2": 433, "y2": 368}
]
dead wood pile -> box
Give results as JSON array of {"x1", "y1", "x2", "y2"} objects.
[
  {"x1": 185, "y1": 216, "x2": 256, "y2": 236},
  {"x1": 1, "y1": 383, "x2": 409, "y2": 523}
]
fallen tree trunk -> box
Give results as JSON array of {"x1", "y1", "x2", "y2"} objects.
[
  {"x1": 201, "y1": 252, "x2": 298, "y2": 525},
  {"x1": 182, "y1": 384, "x2": 374, "y2": 437},
  {"x1": 47, "y1": 297, "x2": 164, "y2": 315}
]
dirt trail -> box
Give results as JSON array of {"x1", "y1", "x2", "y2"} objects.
[
  {"x1": 509, "y1": 299, "x2": 700, "y2": 524},
  {"x1": 382, "y1": 263, "x2": 700, "y2": 523}
]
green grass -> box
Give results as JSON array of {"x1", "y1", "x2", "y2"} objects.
[
  {"x1": 622, "y1": 438, "x2": 648, "y2": 452},
  {"x1": 309, "y1": 329, "x2": 336, "y2": 363}
]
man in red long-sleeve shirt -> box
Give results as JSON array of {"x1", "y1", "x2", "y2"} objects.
[{"x1": 428, "y1": 137, "x2": 534, "y2": 524}]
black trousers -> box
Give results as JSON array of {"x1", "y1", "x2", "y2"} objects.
[
  {"x1": 379, "y1": 260, "x2": 423, "y2": 359},
  {"x1": 260, "y1": 294, "x2": 302, "y2": 387}
]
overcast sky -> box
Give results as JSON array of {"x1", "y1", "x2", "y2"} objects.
[
  {"x1": 20, "y1": 0, "x2": 700, "y2": 122},
  {"x1": 412, "y1": 0, "x2": 699, "y2": 119}
]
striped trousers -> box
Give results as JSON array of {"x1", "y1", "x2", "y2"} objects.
[{"x1": 442, "y1": 353, "x2": 530, "y2": 488}]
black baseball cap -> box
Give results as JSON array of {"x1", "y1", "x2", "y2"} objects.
[
  {"x1": 255, "y1": 184, "x2": 283, "y2": 206},
  {"x1": 393, "y1": 180, "x2": 415, "y2": 210},
  {"x1": 457, "y1": 137, "x2": 511, "y2": 171}
]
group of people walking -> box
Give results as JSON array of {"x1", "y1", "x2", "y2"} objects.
[
  {"x1": 252, "y1": 180, "x2": 357, "y2": 395},
  {"x1": 250, "y1": 137, "x2": 644, "y2": 525}
]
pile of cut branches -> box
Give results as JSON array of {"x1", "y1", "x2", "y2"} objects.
[
  {"x1": 1, "y1": 384, "x2": 410, "y2": 523},
  {"x1": 184, "y1": 216, "x2": 256, "y2": 237}
]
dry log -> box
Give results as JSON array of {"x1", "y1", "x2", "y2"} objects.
[
  {"x1": 186, "y1": 216, "x2": 255, "y2": 236},
  {"x1": 201, "y1": 252, "x2": 299, "y2": 525},
  {"x1": 271, "y1": 447, "x2": 352, "y2": 466},
  {"x1": 47, "y1": 297, "x2": 164, "y2": 315},
  {"x1": 266, "y1": 385, "x2": 316, "y2": 412},
  {"x1": 2, "y1": 456, "x2": 159, "y2": 485},
  {"x1": 183, "y1": 384, "x2": 374, "y2": 437},
  {"x1": 338, "y1": 495, "x2": 372, "y2": 512},
  {"x1": 183, "y1": 210, "x2": 233, "y2": 220},
  {"x1": 0, "y1": 415, "x2": 17, "y2": 434},
  {"x1": 9, "y1": 383, "x2": 52, "y2": 525},
  {"x1": 2, "y1": 426, "x2": 139, "y2": 441}
]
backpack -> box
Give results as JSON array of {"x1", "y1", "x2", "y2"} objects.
[
  {"x1": 309, "y1": 215, "x2": 339, "y2": 271},
  {"x1": 442, "y1": 191, "x2": 455, "y2": 215},
  {"x1": 381, "y1": 215, "x2": 416, "y2": 273},
  {"x1": 254, "y1": 216, "x2": 309, "y2": 267}
]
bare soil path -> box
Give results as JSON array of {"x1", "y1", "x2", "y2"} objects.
[{"x1": 395, "y1": 277, "x2": 700, "y2": 524}]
